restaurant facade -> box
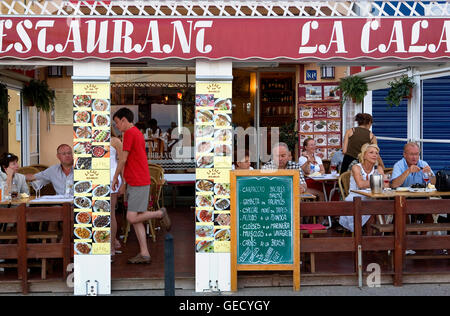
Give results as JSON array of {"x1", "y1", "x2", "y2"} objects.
[{"x1": 0, "y1": 1, "x2": 449, "y2": 294}]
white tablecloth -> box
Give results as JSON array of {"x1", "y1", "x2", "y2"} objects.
[{"x1": 164, "y1": 174, "x2": 195, "y2": 183}]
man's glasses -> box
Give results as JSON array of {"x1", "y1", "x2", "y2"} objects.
[{"x1": 58, "y1": 152, "x2": 73, "y2": 156}]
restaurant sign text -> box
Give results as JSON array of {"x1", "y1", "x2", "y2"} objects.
[{"x1": 0, "y1": 17, "x2": 449, "y2": 60}]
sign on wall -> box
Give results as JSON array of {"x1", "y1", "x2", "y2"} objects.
[
  {"x1": 73, "y1": 82, "x2": 111, "y2": 256},
  {"x1": 195, "y1": 82, "x2": 232, "y2": 255}
]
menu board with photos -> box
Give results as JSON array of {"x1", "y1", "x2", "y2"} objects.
[
  {"x1": 195, "y1": 82, "x2": 232, "y2": 254},
  {"x1": 73, "y1": 83, "x2": 111, "y2": 256},
  {"x1": 298, "y1": 83, "x2": 342, "y2": 160}
]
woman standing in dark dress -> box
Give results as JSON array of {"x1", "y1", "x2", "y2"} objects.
[{"x1": 341, "y1": 113, "x2": 382, "y2": 174}]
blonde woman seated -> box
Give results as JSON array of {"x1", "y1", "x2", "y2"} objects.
[{"x1": 339, "y1": 143, "x2": 387, "y2": 232}]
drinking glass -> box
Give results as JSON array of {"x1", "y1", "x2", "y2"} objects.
[
  {"x1": 10, "y1": 183, "x2": 18, "y2": 200},
  {"x1": 384, "y1": 174, "x2": 391, "y2": 189},
  {"x1": 423, "y1": 172, "x2": 431, "y2": 187},
  {"x1": 31, "y1": 181, "x2": 43, "y2": 199},
  {"x1": 330, "y1": 163, "x2": 337, "y2": 175}
]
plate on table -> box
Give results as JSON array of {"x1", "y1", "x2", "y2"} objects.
[
  {"x1": 408, "y1": 188, "x2": 427, "y2": 193},
  {"x1": 396, "y1": 187, "x2": 409, "y2": 192}
]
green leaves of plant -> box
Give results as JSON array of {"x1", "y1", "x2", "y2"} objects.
[
  {"x1": 338, "y1": 76, "x2": 368, "y2": 104},
  {"x1": 22, "y1": 79, "x2": 55, "y2": 113},
  {"x1": 385, "y1": 75, "x2": 416, "y2": 107}
]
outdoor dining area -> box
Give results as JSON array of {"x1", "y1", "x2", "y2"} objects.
[{"x1": 0, "y1": 153, "x2": 449, "y2": 294}]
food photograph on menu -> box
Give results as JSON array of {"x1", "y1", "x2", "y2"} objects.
[{"x1": 298, "y1": 83, "x2": 342, "y2": 160}]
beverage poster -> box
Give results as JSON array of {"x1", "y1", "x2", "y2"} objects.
[
  {"x1": 73, "y1": 82, "x2": 111, "y2": 256},
  {"x1": 195, "y1": 82, "x2": 232, "y2": 254}
]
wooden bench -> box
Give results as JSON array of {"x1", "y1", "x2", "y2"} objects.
[
  {"x1": 300, "y1": 197, "x2": 450, "y2": 287},
  {"x1": 0, "y1": 203, "x2": 72, "y2": 294},
  {"x1": 300, "y1": 224, "x2": 327, "y2": 273},
  {"x1": 372, "y1": 223, "x2": 450, "y2": 233}
]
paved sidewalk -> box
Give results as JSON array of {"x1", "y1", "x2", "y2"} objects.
[{"x1": 1, "y1": 283, "x2": 449, "y2": 296}]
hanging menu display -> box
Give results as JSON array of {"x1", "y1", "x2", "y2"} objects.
[
  {"x1": 73, "y1": 83, "x2": 111, "y2": 256},
  {"x1": 298, "y1": 83, "x2": 342, "y2": 160},
  {"x1": 195, "y1": 82, "x2": 232, "y2": 254}
]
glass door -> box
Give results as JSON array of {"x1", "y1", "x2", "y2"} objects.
[{"x1": 232, "y1": 69, "x2": 257, "y2": 166}]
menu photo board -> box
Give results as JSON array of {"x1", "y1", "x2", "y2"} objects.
[
  {"x1": 73, "y1": 83, "x2": 111, "y2": 256},
  {"x1": 298, "y1": 103, "x2": 342, "y2": 160},
  {"x1": 230, "y1": 170, "x2": 300, "y2": 291},
  {"x1": 195, "y1": 82, "x2": 232, "y2": 254}
]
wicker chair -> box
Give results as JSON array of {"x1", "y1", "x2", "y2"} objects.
[{"x1": 338, "y1": 171, "x2": 352, "y2": 200}]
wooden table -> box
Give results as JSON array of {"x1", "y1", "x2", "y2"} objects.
[
  {"x1": 0, "y1": 196, "x2": 73, "y2": 206},
  {"x1": 300, "y1": 193, "x2": 317, "y2": 200},
  {"x1": 351, "y1": 189, "x2": 450, "y2": 199}
]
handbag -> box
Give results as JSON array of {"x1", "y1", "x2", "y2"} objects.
[{"x1": 435, "y1": 168, "x2": 450, "y2": 192}]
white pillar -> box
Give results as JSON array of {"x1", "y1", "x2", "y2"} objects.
[
  {"x1": 73, "y1": 60, "x2": 111, "y2": 296},
  {"x1": 195, "y1": 60, "x2": 232, "y2": 293},
  {"x1": 408, "y1": 71, "x2": 421, "y2": 144}
]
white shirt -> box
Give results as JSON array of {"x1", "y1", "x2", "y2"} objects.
[
  {"x1": 34, "y1": 164, "x2": 74, "y2": 196},
  {"x1": 299, "y1": 155, "x2": 323, "y2": 173}
]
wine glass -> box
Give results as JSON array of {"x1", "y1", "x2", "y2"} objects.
[
  {"x1": 384, "y1": 174, "x2": 391, "y2": 190},
  {"x1": 423, "y1": 172, "x2": 431, "y2": 187},
  {"x1": 31, "y1": 181, "x2": 43, "y2": 199},
  {"x1": 330, "y1": 163, "x2": 337, "y2": 175}
]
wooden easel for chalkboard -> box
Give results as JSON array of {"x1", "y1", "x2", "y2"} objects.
[{"x1": 230, "y1": 170, "x2": 300, "y2": 291}]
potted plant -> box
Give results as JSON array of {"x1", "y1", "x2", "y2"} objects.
[
  {"x1": 0, "y1": 82, "x2": 9, "y2": 121},
  {"x1": 385, "y1": 75, "x2": 416, "y2": 107},
  {"x1": 337, "y1": 75, "x2": 368, "y2": 104},
  {"x1": 280, "y1": 119, "x2": 299, "y2": 154},
  {"x1": 21, "y1": 79, "x2": 55, "y2": 113}
]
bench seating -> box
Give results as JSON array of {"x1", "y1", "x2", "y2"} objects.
[{"x1": 372, "y1": 223, "x2": 450, "y2": 233}]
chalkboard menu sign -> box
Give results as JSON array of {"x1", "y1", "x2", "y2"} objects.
[
  {"x1": 237, "y1": 176, "x2": 294, "y2": 265},
  {"x1": 231, "y1": 170, "x2": 300, "y2": 291}
]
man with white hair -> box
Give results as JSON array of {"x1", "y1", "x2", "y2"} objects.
[
  {"x1": 391, "y1": 142, "x2": 436, "y2": 188},
  {"x1": 262, "y1": 142, "x2": 307, "y2": 194}
]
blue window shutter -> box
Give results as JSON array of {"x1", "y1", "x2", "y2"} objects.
[
  {"x1": 371, "y1": 88, "x2": 408, "y2": 168},
  {"x1": 422, "y1": 76, "x2": 450, "y2": 171}
]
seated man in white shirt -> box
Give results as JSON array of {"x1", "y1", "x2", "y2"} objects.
[{"x1": 26, "y1": 144, "x2": 74, "y2": 196}]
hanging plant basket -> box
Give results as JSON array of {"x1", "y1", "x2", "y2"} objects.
[
  {"x1": 22, "y1": 79, "x2": 55, "y2": 113},
  {"x1": 0, "y1": 82, "x2": 10, "y2": 121},
  {"x1": 337, "y1": 75, "x2": 368, "y2": 104},
  {"x1": 385, "y1": 75, "x2": 416, "y2": 107}
]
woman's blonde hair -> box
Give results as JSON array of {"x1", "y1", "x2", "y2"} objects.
[{"x1": 358, "y1": 143, "x2": 380, "y2": 163}]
